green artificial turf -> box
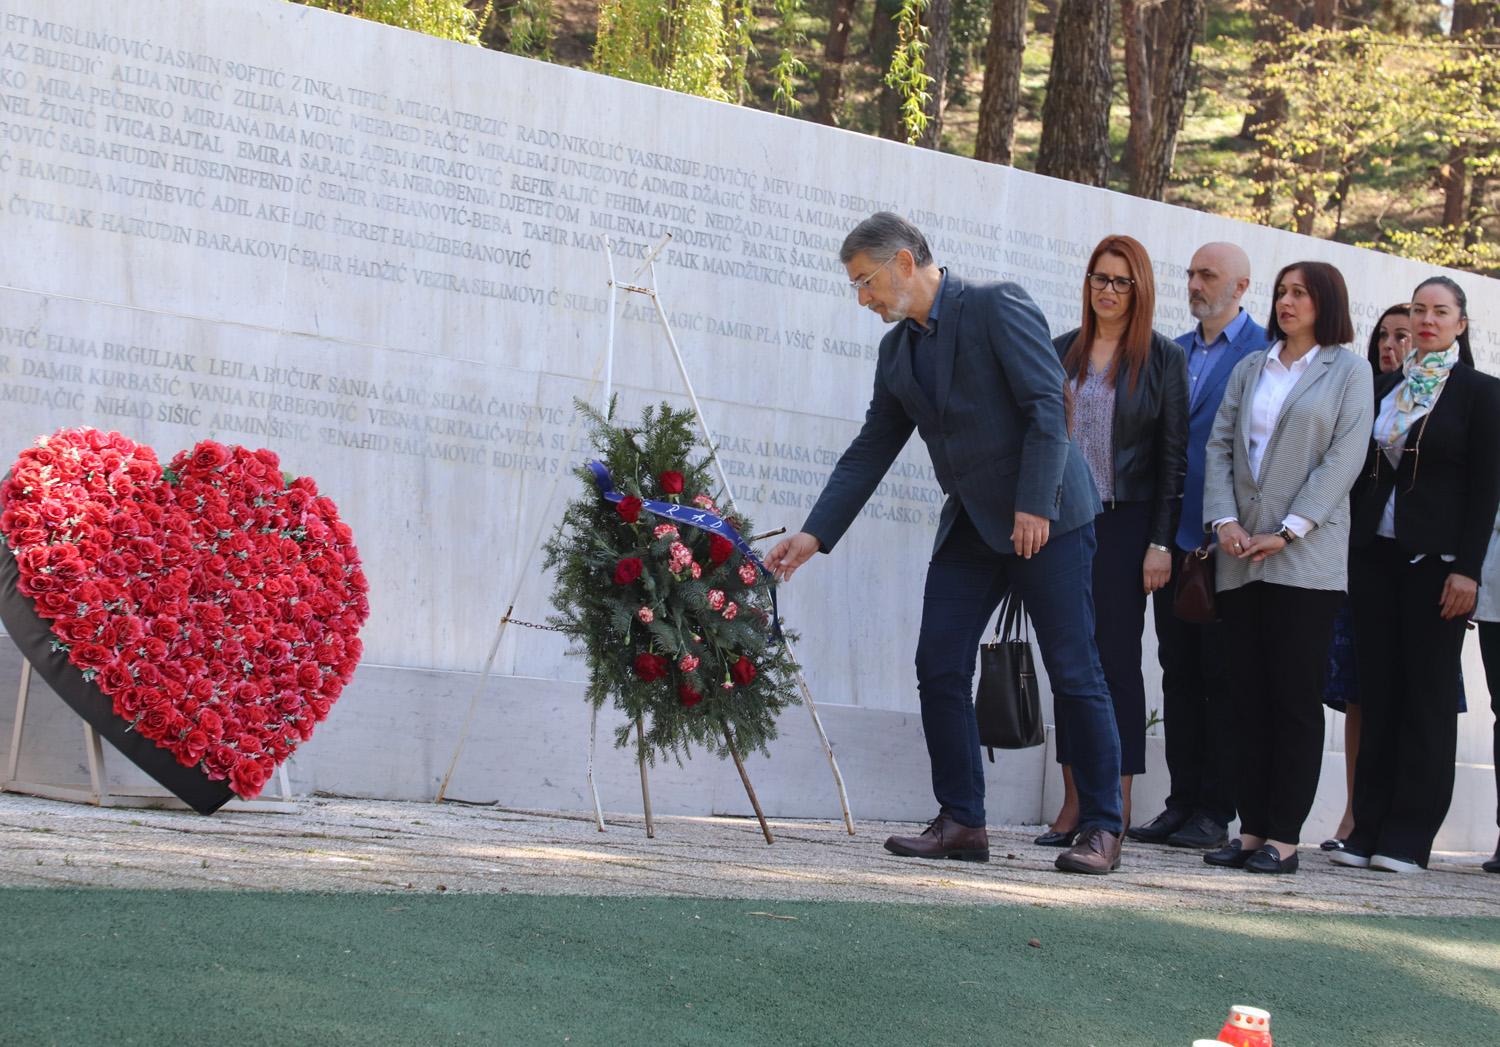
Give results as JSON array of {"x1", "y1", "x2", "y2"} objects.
[{"x1": 0, "y1": 889, "x2": 1495, "y2": 1046}]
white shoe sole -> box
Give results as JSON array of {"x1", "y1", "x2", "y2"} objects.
[
  {"x1": 1329, "y1": 851, "x2": 1370, "y2": 869},
  {"x1": 1370, "y1": 854, "x2": 1423, "y2": 874}
]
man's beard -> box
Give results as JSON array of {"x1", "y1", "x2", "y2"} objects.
[{"x1": 1189, "y1": 287, "x2": 1236, "y2": 321}]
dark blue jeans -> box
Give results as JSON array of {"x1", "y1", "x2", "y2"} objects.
[{"x1": 916, "y1": 510, "x2": 1123, "y2": 831}]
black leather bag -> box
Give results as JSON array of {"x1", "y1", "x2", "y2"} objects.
[
  {"x1": 975, "y1": 591, "x2": 1044, "y2": 756},
  {"x1": 1172, "y1": 541, "x2": 1218, "y2": 624}
]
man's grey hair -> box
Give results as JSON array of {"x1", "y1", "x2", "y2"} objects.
[{"x1": 840, "y1": 211, "x2": 934, "y2": 267}]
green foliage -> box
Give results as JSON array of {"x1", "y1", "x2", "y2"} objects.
[
  {"x1": 497, "y1": 0, "x2": 554, "y2": 58},
  {"x1": 542, "y1": 401, "x2": 800, "y2": 764},
  {"x1": 769, "y1": 0, "x2": 810, "y2": 114},
  {"x1": 886, "y1": 0, "x2": 932, "y2": 145},
  {"x1": 291, "y1": 0, "x2": 491, "y2": 45},
  {"x1": 594, "y1": 0, "x2": 740, "y2": 102}
]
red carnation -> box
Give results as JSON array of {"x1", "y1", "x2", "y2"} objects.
[
  {"x1": 616, "y1": 496, "x2": 643, "y2": 523},
  {"x1": 632, "y1": 652, "x2": 670, "y2": 682},
  {"x1": 658, "y1": 471, "x2": 684, "y2": 494},
  {"x1": 709, "y1": 534, "x2": 734, "y2": 565},
  {"x1": 613, "y1": 557, "x2": 644, "y2": 585},
  {"x1": 731, "y1": 656, "x2": 757, "y2": 686},
  {"x1": 678, "y1": 683, "x2": 703, "y2": 707}
]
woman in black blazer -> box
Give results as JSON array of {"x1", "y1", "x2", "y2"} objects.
[
  {"x1": 1036, "y1": 234, "x2": 1188, "y2": 845},
  {"x1": 1334, "y1": 276, "x2": 1500, "y2": 873}
]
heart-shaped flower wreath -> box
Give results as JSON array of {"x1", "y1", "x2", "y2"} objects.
[{"x1": 0, "y1": 428, "x2": 369, "y2": 801}]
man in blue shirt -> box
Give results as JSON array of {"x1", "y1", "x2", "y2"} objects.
[{"x1": 1130, "y1": 242, "x2": 1267, "y2": 850}]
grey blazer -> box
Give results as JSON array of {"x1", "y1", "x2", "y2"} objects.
[{"x1": 1202, "y1": 344, "x2": 1374, "y2": 592}]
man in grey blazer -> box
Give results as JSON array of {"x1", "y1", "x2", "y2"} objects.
[{"x1": 766, "y1": 213, "x2": 1125, "y2": 874}]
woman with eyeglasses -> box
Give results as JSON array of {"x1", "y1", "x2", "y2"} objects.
[
  {"x1": 1334, "y1": 276, "x2": 1500, "y2": 874},
  {"x1": 1319, "y1": 301, "x2": 1418, "y2": 852},
  {"x1": 1201, "y1": 261, "x2": 1372, "y2": 875},
  {"x1": 1035, "y1": 235, "x2": 1187, "y2": 846}
]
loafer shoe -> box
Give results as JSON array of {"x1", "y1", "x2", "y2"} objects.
[
  {"x1": 1245, "y1": 845, "x2": 1298, "y2": 875},
  {"x1": 1320, "y1": 837, "x2": 1346, "y2": 851},
  {"x1": 1329, "y1": 848, "x2": 1371, "y2": 869},
  {"x1": 1370, "y1": 853, "x2": 1423, "y2": 874},
  {"x1": 1054, "y1": 827, "x2": 1122, "y2": 874},
  {"x1": 1166, "y1": 813, "x2": 1230, "y2": 850},
  {"x1": 1204, "y1": 840, "x2": 1253, "y2": 868},
  {"x1": 1125, "y1": 808, "x2": 1190, "y2": 844},
  {"x1": 1033, "y1": 828, "x2": 1078, "y2": 847},
  {"x1": 884, "y1": 813, "x2": 989, "y2": 862}
]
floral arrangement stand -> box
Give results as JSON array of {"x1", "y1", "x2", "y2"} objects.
[
  {"x1": 433, "y1": 236, "x2": 855, "y2": 839},
  {"x1": 0, "y1": 429, "x2": 369, "y2": 815}
]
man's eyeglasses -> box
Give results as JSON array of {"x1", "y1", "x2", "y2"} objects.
[
  {"x1": 1087, "y1": 273, "x2": 1136, "y2": 293},
  {"x1": 850, "y1": 254, "x2": 898, "y2": 294}
]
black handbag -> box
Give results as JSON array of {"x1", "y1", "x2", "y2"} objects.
[
  {"x1": 1172, "y1": 541, "x2": 1218, "y2": 624},
  {"x1": 975, "y1": 590, "x2": 1044, "y2": 757}
]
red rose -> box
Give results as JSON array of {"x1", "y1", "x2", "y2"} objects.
[
  {"x1": 709, "y1": 534, "x2": 734, "y2": 565},
  {"x1": 658, "y1": 471, "x2": 684, "y2": 494},
  {"x1": 616, "y1": 496, "x2": 643, "y2": 523},
  {"x1": 230, "y1": 756, "x2": 272, "y2": 799},
  {"x1": 678, "y1": 683, "x2": 703, "y2": 707},
  {"x1": 613, "y1": 557, "x2": 644, "y2": 585},
  {"x1": 731, "y1": 656, "x2": 757, "y2": 686},
  {"x1": 632, "y1": 652, "x2": 670, "y2": 682},
  {"x1": 189, "y1": 441, "x2": 231, "y2": 472}
]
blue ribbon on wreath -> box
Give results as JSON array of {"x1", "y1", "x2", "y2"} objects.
[{"x1": 587, "y1": 460, "x2": 781, "y2": 641}]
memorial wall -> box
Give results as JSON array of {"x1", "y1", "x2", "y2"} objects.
[{"x1": 0, "y1": 0, "x2": 1495, "y2": 832}]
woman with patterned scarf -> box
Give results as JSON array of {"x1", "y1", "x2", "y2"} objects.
[{"x1": 1335, "y1": 276, "x2": 1500, "y2": 874}]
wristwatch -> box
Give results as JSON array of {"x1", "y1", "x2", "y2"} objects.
[{"x1": 1276, "y1": 526, "x2": 1297, "y2": 544}]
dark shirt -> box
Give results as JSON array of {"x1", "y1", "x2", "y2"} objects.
[{"x1": 906, "y1": 270, "x2": 947, "y2": 404}]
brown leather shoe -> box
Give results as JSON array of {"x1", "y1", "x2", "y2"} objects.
[
  {"x1": 1054, "y1": 826, "x2": 1122, "y2": 874},
  {"x1": 884, "y1": 814, "x2": 989, "y2": 862}
]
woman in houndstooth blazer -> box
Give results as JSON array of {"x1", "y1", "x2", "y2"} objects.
[{"x1": 1199, "y1": 261, "x2": 1374, "y2": 875}]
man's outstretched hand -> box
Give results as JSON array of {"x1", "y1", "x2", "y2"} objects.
[{"x1": 765, "y1": 531, "x2": 821, "y2": 581}]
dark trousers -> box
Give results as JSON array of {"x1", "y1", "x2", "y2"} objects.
[
  {"x1": 917, "y1": 510, "x2": 1122, "y2": 831},
  {"x1": 1056, "y1": 501, "x2": 1148, "y2": 776},
  {"x1": 1218, "y1": 581, "x2": 1344, "y2": 845},
  {"x1": 1152, "y1": 580, "x2": 1236, "y2": 826},
  {"x1": 1481, "y1": 621, "x2": 1500, "y2": 830},
  {"x1": 1348, "y1": 540, "x2": 1467, "y2": 866}
]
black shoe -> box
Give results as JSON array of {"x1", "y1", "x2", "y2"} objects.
[
  {"x1": 1033, "y1": 828, "x2": 1079, "y2": 847},
  {"x1": 1245, "y1": 845, "x2": 1299, "y2": 875},
  {"x1": 1125, "y1": 808, "x2": 1190, "y2": 844},
  {"x1": 1204, "y1": 840, "x2": 1252, "y2": 868},
  {"x1": 1320, "y1": 837, "x2": 1346, "y2": 852},
  {"x1": 1166, "y1": 813, "x2": 1229, "y2": 850}
]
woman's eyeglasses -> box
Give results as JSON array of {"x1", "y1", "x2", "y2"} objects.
[{"x1": 1087, "y1": 273, "x2": 1136, "y2": 293}]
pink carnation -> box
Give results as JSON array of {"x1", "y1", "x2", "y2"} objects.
[
  {"x1": 653, "y1": 524, "x2": 679, "y2": 540},
  {"x1": 706, "y1": 589, "x2": 726, "y2": 611},
  {"x1": 738, "y1": 564, "x2": 757, "y2": 585},
  {"x1": 678, "y1": 654, "x2": 700, "y2": 672},
  {"x1": 637, "y1": 606, "x2": 654, "y2": 624},
  {"x1": 722, "y1": 601, "x2": 738, "y2": 621}
]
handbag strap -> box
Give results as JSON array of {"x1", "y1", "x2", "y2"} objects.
[{"x1": 988, "y1": 589, "x2": 1031, "y2": 643}]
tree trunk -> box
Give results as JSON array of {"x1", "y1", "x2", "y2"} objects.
[
  {"x1": 1239, "y1": 0, "x2": 1311, "y2": 142},
  {"x1": 973, "y1": 0, "x2": 1028, "y2": 165},
  {"x1": 870, "y1": 0, "x2": 904, "y2": 140},
  {"x1": 1134, "y1": 0, "x2": 1204, "y2": 200},
  {"x1": 1290, "y1": 1, "x2": 1338, "y2": 233},
  {"x1": 1034, "y1": 0, "x2": 1059, "y2": 34},
  {"x1": 1120, "y1": 0, "x2": 1157, "y2": 187},
  {"x1": 1440, "y1": 0, "x2": 1494, "y2": 227},
  {"x1": 1037, "y1": 0, "x2": 1113, "y2": 187},
  {"x1": 812, "y1": 0, "x2": 861, "y2": 126},
  {"x1": 917, "y1": 0, "x2": 954, "y2": 148}
]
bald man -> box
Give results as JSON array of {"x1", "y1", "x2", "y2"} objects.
[{"x1": 1130, "y1": 242, "x2": 1269, "y2": 850}]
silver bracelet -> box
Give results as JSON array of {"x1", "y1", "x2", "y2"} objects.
[{"x1": 1147, "y1": 543, "x2": 1171, "y2": 554}]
